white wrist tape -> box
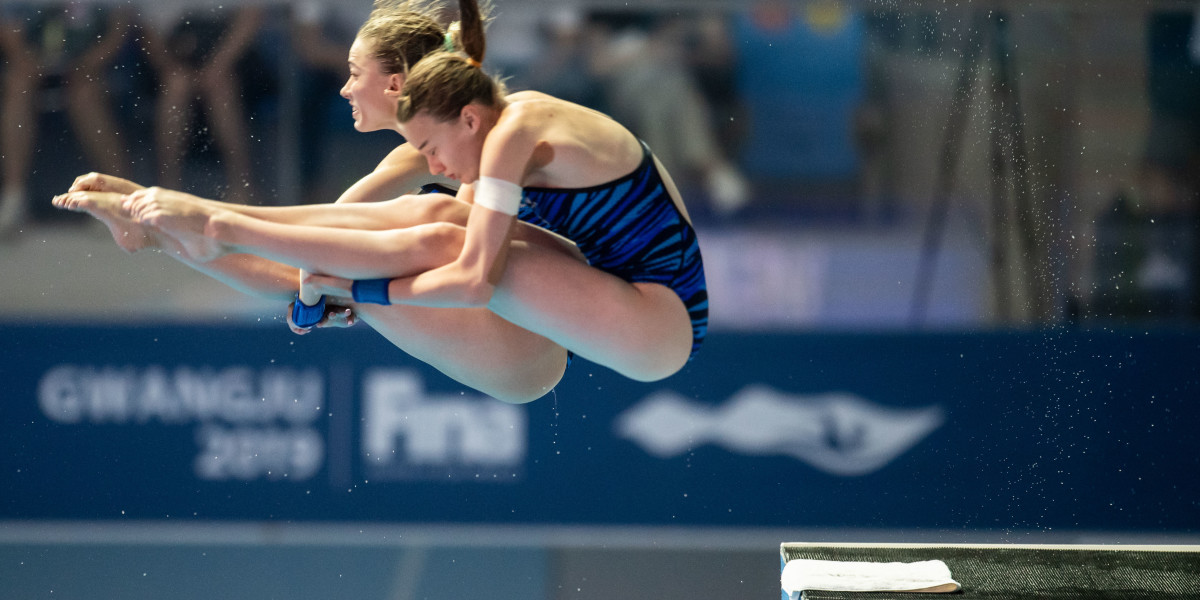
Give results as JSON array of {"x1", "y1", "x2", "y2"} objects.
[{"x1": 473, "y1": 176, "x2": 523, "y2": 216}]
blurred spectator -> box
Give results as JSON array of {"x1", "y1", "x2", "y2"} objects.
[
  {"x1": 733, "y1": 1, "x2": 867, "y2": 209},
  {"x1": 686, "y1": 13, "x2": 748, "y2": 163},
  {"x1": 290, "y1": 1, "x2": 364, "y2": 204},
  {"x1": 589, "y1": 11, "x2": 750, "y2": 218},
  {"x1": 482, "y1": 1, "x2": 546, "y2": 83},
  {"x1": 854, "y1": 11, "x2": 902, "y2": 221},
  {"x1": 1141, "y1": 9, "x2": 1200, "y2": 218},
  {"x1": 0, "y1": 2, "x2": 131, "y2": 237},
  {"x1": 138, "y1": 5, "x2": 265, "y2": 205},
  {"x1": 515, "y1": 6, "x2": 607, "y2": 111},
  {"x1": 1093, "y1": 7, "x2": 1200, "y2": 320}
]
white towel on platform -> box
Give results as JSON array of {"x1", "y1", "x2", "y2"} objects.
[{"x1": 782, "y1": 558, "x2": 961, "y2": 596}]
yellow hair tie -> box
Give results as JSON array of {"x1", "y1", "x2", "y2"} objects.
[{"x1": 465, "y1": 57, "x2": 482, "y2": 69}]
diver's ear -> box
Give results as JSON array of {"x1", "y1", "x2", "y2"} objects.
[
  {"x1": 456, "y1": 103, "x2": 475, "y2": 129},
  {"x1": 460, "y1": 104, "x2": 483, "y2": 132},
  {"x1": 384, "y1": 73, "x2": 405, "y2": 98}
]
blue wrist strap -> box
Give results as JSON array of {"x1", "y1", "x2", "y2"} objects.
[
  {"x1": 352, "y1": 278, "x2": 392, "y2": 305},
  {"x1": 291, "y1": 294, "x2": 326, "y2": 328}
]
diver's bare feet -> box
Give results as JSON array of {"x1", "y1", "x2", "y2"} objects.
[
  {"x1": 52, "y1": 191, "x2": 159, "y2": 253},
  {"x1": 124, "y1": 187, "x2": 228, "y2": 262},
  {"x1": 68, "y1": 172, "x2": 145, "y2": 195}
]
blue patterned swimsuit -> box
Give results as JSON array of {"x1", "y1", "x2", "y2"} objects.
[{"x1": 516, "y1": 141, "x2": 708, "y2": 360}]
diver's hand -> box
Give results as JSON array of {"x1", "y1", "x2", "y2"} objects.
[{"x1": 285, "y1": 302, "x2": 357, "y2": 335}]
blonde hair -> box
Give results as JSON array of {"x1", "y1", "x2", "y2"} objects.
[
  {"x1": 356, "y1": 0, "x2": 481, "y2": 76},
  {"x1": 396, "y1": 0, "x2": 506, "y2": 123}
]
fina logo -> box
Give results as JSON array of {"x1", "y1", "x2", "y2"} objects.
[
  {"x1": 615, "y1": 386, "x2": 944, "y2": 476},
  {"x1": 361, "y1": 369, "x2": 526, "y2": 481}
]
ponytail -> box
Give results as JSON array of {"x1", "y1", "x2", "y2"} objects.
[
  {"x1": 396, "y1": 0, "x2": 506, "y2": 123},
  {"x1": 456, "y1": 0, "x2": 486, "y2": 67}
]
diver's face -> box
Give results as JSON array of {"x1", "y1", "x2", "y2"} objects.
[
  {"x1": 399, "y1": 110, "x2": 485, "y2": 183},
  {"x1": 340, "y1": 38, "x2": 403, "y2": 132}
]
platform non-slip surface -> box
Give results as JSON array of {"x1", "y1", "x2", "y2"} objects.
[{"x1": 781, "y1": 544, "x2": 1200, "y2": 599}]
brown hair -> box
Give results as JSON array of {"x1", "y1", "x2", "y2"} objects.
[
  {"x1": 396, "y1": 0, "x2": 506, "y2": 123},
  {"x1": 356, "y1": 0, "x2": 453, "y2": 76}
]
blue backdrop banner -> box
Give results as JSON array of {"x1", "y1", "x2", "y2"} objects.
[{"x1": 2, "y1": 324, "x2": 1197, "y2": 532}]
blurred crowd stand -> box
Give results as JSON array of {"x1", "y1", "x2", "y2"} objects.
[
  {"x1": 1, "y1": 0, "x2": 1198, "y2": 330},
  {"x1": 137, "y1": 4, "x2": 265, "y2": 205},
  {"x1": 585, "y1": 10, "x2": 750, "y2": 217},
  {"x1": 0, "y1": 1, "x2": 132, "y2": 234},
  {"x1": 288, "y1": 0, "x2": 365, "y2": 205},
  {"x1": 499, "y1": 5, "x2": 754, "y2": 219},
  {"x1": 1091, "y1": 5, "x2": 1200, "y2": 322},
  {"x1": 0, "y1": 0, "x2": 347, "y2": 237}
]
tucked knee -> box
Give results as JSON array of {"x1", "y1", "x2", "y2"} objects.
[
  {"x1": 422, "y1": 221, "x2": 466, "y2": 256},
  {"x1": 623, "y1": 351, "x2": 688, "y2": 383},
  {"x1": 616, "y1": 323, "x2": 692, "y2": 382},
  {"x1": 410, "y1": 193, "x2": 469, "y2": 225},
  {"x1": 375, "y1": 221, "x2": 463, "y2": 268},
  {"x1": 480, "y1": 349, "x2": 569, "y2": 405}
]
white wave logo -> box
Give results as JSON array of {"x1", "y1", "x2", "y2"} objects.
[{"x1": 615, "y1": 386, "x2": 944, "y2": 476}]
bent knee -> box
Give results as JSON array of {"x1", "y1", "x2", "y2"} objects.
[
  {"x1": 617, "y1": 292, "x2": 694, "y2": 382},
  {"x1": 419, "y1": 222, "x2": 466, "y2": 259},
  {"x1": 622, "y1": 352, "x2": 689, "y2": 383},
  {"x1": 423, "y1": 194, "x2": 470, "y2": 224},
  {"x1": 375, "y1": 221, "x2": 463, "y2": 263},
  {"x1": 487, "y1": 350, "x2": 569, "y2": 404},
  {"x1": 617, "y1": 327, "x2": 693, "y2": 382},
  {"x1": 606, "y1": 337, "x2": 691, "y2": 383},
  {"x1": 385, "y1": 194, "x2": 468, "y2": 225},
  {"x1": 492, "y1": 384, "x2": 556, "y2": 405}
]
